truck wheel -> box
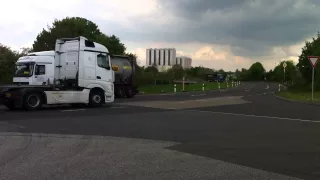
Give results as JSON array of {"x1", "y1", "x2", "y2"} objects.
[
  {"x1": 118, "y1": 88, "x2": 126, "y2": 98},
  {"x1": 125, "y1": 88, "x2": 135, "y2": 98},
  {"x1": 89, "y1": 90, "x2": 104, "y2": 108},
  {"x1": 23, "y1": 93, "x2": 43, "y2": 110}
]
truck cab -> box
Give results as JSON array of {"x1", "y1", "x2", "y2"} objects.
[{"x1": 13, "y1": 51, "x2": 55, "y2": 86}]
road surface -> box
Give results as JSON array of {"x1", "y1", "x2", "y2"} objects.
[{"x1": 0, "y1": 82, "x2": 319, "y2": 180}]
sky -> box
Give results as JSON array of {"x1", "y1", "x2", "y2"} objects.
[{"x1": 1, "y1": 0, "x2": 320, "y2": 71}]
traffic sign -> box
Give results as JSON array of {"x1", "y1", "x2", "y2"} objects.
[
  {"x1": 307, "y1": 56, "x2": 320, "y2": 101},
  {"x1": 308, "y1": 56, "x2": 319, "y2": 68},
  {"x1": 283, "y1": 62, "x2": 287, "y2": 68}
]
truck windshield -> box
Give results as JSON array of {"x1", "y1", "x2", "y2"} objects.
[{"x1": 14, "y1": 63, "x2": 34, "y2": 77}]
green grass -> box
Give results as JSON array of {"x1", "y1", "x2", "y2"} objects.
[
  {"x1": 138, "y1": 82, "x2": 231, "y2": 94},
  {"x1": 276, "y1": 91, "x2": 320, "y2": 102}
]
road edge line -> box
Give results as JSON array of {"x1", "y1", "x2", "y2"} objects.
[
  {"x1": 184, "y1": 109, "x2": 320, "y2": 123},
  {"x1": 273, "y1": 92, "x2": 320, "y2": 106}
]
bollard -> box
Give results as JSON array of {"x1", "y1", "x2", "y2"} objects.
[
  {"x1": 174, "y1": 84, "x2": 176, "y2": 93},
  {"x1": 278, "y1": 84, "x2": 280, "y2": 92},
  {"x1": 232, "y1": 82, "x2": 234, "y2": 87},
  {"x1": 239, "y1": 81, "x2": 241, "y2": 85},
  {"x1": 202, "y1": 84, "x2": 205, "y2": 91},
  {"x1": 218, "y1": 83, "x2": 220, "y2": 89},
  {"x1": 227, "y1": 83, "x2": 229, "y2": 88}
]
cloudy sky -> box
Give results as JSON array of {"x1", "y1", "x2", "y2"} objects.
[{"x1": 1, "y1": 0, "x2": 320, "y2": 71}]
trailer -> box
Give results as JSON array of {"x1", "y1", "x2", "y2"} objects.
[
  {"x1": 205, "y1": 73, "x2": 225, "y2": 82},
  {"x1": 111, "y1": 55, "x2": 138, "y2": 98},
  {"x1": 0, "y1": 36, "x2": 115, "y2": 110}
]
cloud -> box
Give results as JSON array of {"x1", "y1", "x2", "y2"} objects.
[{"x1": 0, "y1": 0, "x2": 318, "y2": 71}]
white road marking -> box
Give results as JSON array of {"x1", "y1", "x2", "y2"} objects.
[
  {"x1": 246, "y1": 92, "x2": 274, "y2": 97},
  {"x1": 185, "y1": 110, "x2": 320, "y2": 123},
  {"x1": 1, "y1": 122, "x2": 27, "y2": 129},
  {"x1": 110, "y1": 106, "x2": 125, "y2": 108},
  {"x1": 191, "y1": 94, "x2": 206, "y2": 97},
  {"x1": 61, "y1": 109, "x2": 86, "y2": 112},
  {"x1": 195, "y1": 99, "x2": 207, "y2": 102}
]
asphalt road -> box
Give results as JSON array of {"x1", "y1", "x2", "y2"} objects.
[{"x1": 0, "y1": 82, "x2": 319, "y2": 180}]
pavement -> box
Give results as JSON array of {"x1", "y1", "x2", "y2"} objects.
[{"x1": 0, "y1": 82, "x2": 319, "y2": 180}]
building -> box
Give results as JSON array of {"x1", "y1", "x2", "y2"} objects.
[
  {"x1": 146, "y1": 48, "x2": 176, "y2": 71},
  {"x1": 146, "y1": 48, "x2": 192, "y2": 71},
  {"x1": 175, "y1": 56, "x2": 192, "y2": 69}
]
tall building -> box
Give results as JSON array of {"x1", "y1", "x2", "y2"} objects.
[
  {"x1": 146, "y1": 48, "x2": 176, "y2": 71},
  {"x1": 175, "y1": 56, "x2": 192, "y2": 69}
]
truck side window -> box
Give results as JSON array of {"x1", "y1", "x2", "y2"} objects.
[
  {"x1": 97, "y1": 54, "x2": 110, "y2": 70},
  {"x1": 35, "y1": 65, "x2": 45, "y2": 75}
]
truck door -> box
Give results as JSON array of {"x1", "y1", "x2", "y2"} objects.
[
  {"x1": 96, "y1": 53, "x2": 112, "y2": 83},
  {"x1": 32, "y1": 64, "x2": 47, "y2": 85}
]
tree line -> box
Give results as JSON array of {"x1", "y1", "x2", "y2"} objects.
[{"x1": 0, "y1": 16, "x2": 319, "y2": 90}]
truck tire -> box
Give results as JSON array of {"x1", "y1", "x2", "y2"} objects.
[
  {"x1": 125, "y1": 88, "x2": 135, "y2": 98},
  {"x1": 119, "y1": 88, "x2": 126, "y2": 98},
  {"x1": 88, "y1": 89, "x2": 104, "y2": 108},
  {"x1": 23, "y1": 92, "x2": 44, "y2": 110}
]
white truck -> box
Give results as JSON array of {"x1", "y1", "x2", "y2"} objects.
[{"x1": 0, "y1": 36, "x2": 115, "y2": 110}]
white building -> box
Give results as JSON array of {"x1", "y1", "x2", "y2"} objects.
[
  {"x1": 146, "y1": 48, "x2": 176, "y2": 71},
  {"x1": 175, "y1": 56, "x2": 192, "y2": 69},
  {"x1": 146, "y1": 48, "x2": 192, "y2": 71}
]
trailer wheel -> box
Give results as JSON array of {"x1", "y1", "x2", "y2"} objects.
[
  {"x1": 125, "y1": 88, "x2": 135, "y2": 98},
  {"x1": 23, "y1": 92, "x2": 43, "y2": 110},
  {"x1": 116, "y1": 88, "x2": 127, "y2": 98},
  {"x1": 89, "y1": 89, "x2": 104, "y2": 108}
]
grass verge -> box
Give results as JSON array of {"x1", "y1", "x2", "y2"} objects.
[
  {"x1": 138, "y1": 82, "x2": 231, "y2": 94},
  {"x1": 275, "y1": 91, "x2": 320, "y2": 102}
]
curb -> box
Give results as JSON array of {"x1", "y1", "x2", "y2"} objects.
[
  {"x1": 136, "y1": 85, "x2": 242, "y2": 96},
  {"x1": 273, "y1": 92, "x2": 320, "y2": 106}
]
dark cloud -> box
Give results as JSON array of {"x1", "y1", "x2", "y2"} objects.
[
  {"x1": 159, "y1": 0, "x2": 248, "y2": 18},
  {"x1": 103, "y1": 0, "x2": 320, "y2": 58}
]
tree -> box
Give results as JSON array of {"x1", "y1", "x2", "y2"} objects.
[
  {"x1": 266, "y1": 69, "x2": 274, "y2": 81},
  {"x1": 167, "y1": 64, "x2": 184, "y2": 80},
  {"x1": 296, "y1": 32, "x2": 320, "y2": 87},
  {"x1": 32, "y1": 17, "x2": 126, "y2": 55},
  {"x1": 144, "y1": 63, "x2": 159, "y2": 85},
  {"x1": 20, "y1": 47, "x2": 33, "y2": 56},
  {"x1": 273, "y1": 61, "x2": 297, "y2": 83},
  {"x1": 235, "y1": 69, "x2": 240, "y2": 78},
  {"x1": 185, "y1": 66, "x2": 214, "y2": 80},
  {"x1": 239, "y1": 68, "x2": 248, "y2": 81},
  {"x1": 0, "y1": 44, "x2": 20, "y2": 84},
  {"x1": 247, "y1": 62, "x2": 265, "y2": 81}
]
